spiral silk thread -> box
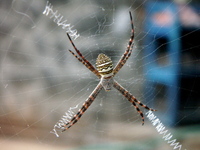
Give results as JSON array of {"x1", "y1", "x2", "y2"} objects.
[
  {"x1": 51, "y1": 104, "x2": 79, "y2": 137},
  {"x1": 146, "y1": 111, "x2": 187, "y2": 150},
  {"x1": 43, "y1": 1, "x2": 80, "y2": 40}
]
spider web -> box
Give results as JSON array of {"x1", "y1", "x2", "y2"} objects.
[{"x1": 0, "y1": 0, "x2": 200, "y2": 150}]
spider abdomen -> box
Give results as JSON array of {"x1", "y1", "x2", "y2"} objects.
[
  {"x1": 96, "y1": 53, "x2": 114, "y2": 77},
  {"x1": 96, "y1": 53, "x2": 114, "y2": 91}
]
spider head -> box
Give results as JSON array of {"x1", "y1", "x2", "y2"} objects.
[{"x1": 96, "y1": 53, "x2": 114, "y2": 78}]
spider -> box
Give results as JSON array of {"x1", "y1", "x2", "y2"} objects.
[{"x1": 63, "y1": 11, "x2": 156, "y2": 131}]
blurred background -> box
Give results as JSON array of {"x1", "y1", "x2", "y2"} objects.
[{"x1": 0, "y1": 0, "x2": 200, "y2": 150}]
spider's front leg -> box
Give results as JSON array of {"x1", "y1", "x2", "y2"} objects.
[
  {"x1": 62, "y1": 83, "x2": 103, "y2": 131},
  {"x1": 67, "y1": 33, "x2": 101, "y2": 78},
  {"x1": 113, "y1": 11, "x2": 134, "y2": 75}
]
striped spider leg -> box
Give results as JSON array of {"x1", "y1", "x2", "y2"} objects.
[
  {"x1": 113, "y1": 11, "x2": 134, "y2": 75},
  {"x1": 66, "y1": 33, "x2": 101, "y2": 78},
  {"x1": 62, "y1": 11, "x2": 156, "y2": 131},
  {"x1": 62, "y1": 82, "x2": 103, "y2": 131},
  {"x1": 113, "y1": 81, "x2": 156, "y2": 125}
]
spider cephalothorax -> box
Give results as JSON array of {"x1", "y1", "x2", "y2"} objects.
[{"x1": 59, "y1": 11, "x2": 156, "y2": 132}]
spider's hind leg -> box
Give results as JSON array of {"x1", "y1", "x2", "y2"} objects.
[
  {"x1": 62, "y1": 82, "x2": 103, "y2": 131},
  {"x1": 113, "y1": 80, "x2": 156, "y2": 125}
]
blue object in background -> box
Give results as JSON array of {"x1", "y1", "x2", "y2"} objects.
[{"x1": 144, "y1": 1, "x2": 180, "y2": 126}]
